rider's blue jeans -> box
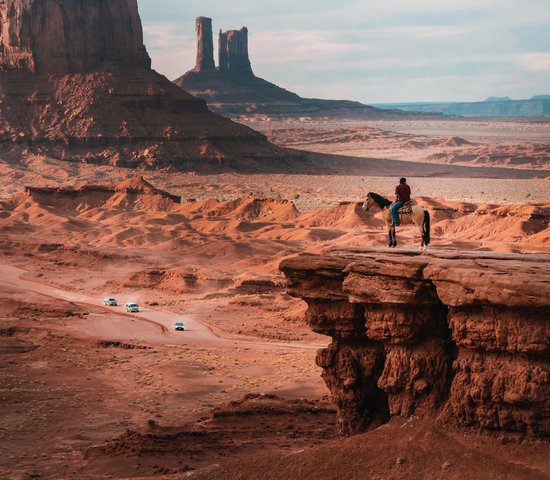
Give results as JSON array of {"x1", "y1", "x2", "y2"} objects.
[{"x1": 391, "y1": 201, "x2": 403, "y2": 225}]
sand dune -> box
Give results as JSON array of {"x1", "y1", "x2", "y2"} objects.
[
  {"x1": 2, "y1": 176, "x2": 549, "y2": 479},
  {"x1": 1, "y1": 178, "x2": 549, "y2": 260}
]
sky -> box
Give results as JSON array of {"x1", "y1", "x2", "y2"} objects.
[{"x1": 138, "y1": 0, "x2": 550, "y2": 104}]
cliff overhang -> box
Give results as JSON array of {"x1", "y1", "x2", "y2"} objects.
[{"x1": 280, "y1": 248, "x2": 550, "y2": 438}]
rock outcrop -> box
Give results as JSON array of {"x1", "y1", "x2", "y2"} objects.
[
  {"x1": 280, "y1": 249, "x2": 550, "y2": 438},
  {"x1": 0, "y1": 0, "x2": 150, "y2": 73},
  {"x1": 24, "y1": 176, "x2": 181, "y2": 211},
  {"x1": 175, "y1": 17, "x2": 427, "y2": 119},
  {"x1": 218, "y1": 27, "x2": 253, "y2": 78},
  {"x1": 0, "y1": 1, "x2": 287, "y2": 170},
  {"x1": 195, "y1": 17, "x2": 215, "y2": 73}
]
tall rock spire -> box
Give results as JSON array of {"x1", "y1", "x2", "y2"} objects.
[
  {"x1": 194, "y1": 16, "x2": 215, "y2": 73},
  {"x1": 218, "y1": 27, "x2": 254, "y2": 78},
  {"x1": 0, "y1": 0, "x2": 151, "y2": 73},
  {"x1": 0, "y1": 5, "x2": 286, "y2": 169}
]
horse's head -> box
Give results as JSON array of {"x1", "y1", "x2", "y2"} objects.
[{"x1": 362, "y1": 192, "x2": 375, "y2": 212}]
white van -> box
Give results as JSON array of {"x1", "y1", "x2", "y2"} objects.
[{"x1": 125, "y1": 303, "x2": 140, "y2": 312}]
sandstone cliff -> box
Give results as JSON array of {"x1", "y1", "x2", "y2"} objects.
[
  {"x1": 280, "y1": 249, "x2": 550, "y2": 438},
  {"x1": 0, "y1": 1, "x2": 287, "y2": 169},
  {"x1": 0, "y1": 0, "x2": 150, "y2": 73}
]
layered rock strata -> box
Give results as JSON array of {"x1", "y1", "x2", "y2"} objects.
[
  {"x1": 280, "y1": 250, "x2": 550, "y2": 438},
  {"x1": 0, "y1": 1, "x2": 286, "y2": 169},
  {"x1": 0, "y1": 0, "x2": 150, "y2": 73},
  {"x1": 23, "y1": 176, "x2": 181, "y2": 211}
]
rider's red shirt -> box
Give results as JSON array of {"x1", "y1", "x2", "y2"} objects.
[{"x1": 395, "y1": 184, "x2": 411, "y2": 203}]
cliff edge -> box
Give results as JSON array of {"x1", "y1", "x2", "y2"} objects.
[{"x1": 280, "y1": 249, "x2": 549, "y2": 438}]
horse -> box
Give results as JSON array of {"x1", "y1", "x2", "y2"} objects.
[{"x1": 362, "y1": 192, "x2": 431, "y2": 249}]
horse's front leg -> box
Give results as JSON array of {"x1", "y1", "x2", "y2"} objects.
[{"x1": 388, "y1": 226, "x2": 397, "y2": 247}]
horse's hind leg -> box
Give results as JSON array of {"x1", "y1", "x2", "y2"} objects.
[{"x1": 417, "y1": 222, "x2": 426, "y2": 251}]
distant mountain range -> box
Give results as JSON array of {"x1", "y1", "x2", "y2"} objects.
[{"x1": 374, "y1": 96, "x2": 550, "y2": 117}]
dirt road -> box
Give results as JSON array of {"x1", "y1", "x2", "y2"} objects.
[{"x1": 0, "y1": 264, "x2": 324, "y2": 350}]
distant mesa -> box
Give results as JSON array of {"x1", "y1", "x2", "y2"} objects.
[
  {"x1": 0, "y1": 1, "x2": 287, "y2": 170},
  {"x1": 484, "y1": 96, "x2": 512, "y2": 102},
  {"x1": 177, "y1": 17, "x2": 548, "y2": 119},
  {"x1": 375, "y1": 94, "x2": 550, "y2": 117},
  {"x1": 175, "y1": 17, "x2": 426, "y2": 119}
]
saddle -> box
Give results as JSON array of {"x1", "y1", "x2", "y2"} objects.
[{"x1": 397, "y1": 201, "x2": 413, "y2": 214}]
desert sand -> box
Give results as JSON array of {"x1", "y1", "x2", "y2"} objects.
[
  {"x1": 0, "y1": 2, "x2": 548, "y2": 478},
  {"x1": 1, "y1": 160, "x2": 549, "y2": 478},
  {"x1": 242, "y1": 117, "x2": 550, "y2": 170}
]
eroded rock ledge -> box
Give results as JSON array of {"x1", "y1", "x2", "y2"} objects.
[{"x1": 280, "y1": 249, "x2": 550, "y2": 438}]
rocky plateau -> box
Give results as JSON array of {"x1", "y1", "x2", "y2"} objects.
[{"x1": 280, "y1": 250, "x2": 550, "y2": 438}]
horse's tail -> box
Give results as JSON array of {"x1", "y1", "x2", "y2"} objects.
[{"x1": 423, "y1": 210, "x2": 431, "y2": 245}]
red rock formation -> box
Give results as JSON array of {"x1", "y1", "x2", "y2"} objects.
[
  {"x1": 0, "y1": 1, "x2": 287, "y2": 169},
  {"x1": 280, "y1": 250, "x2": 550, "y2": 438},
  {"x1": 0, "y1": 0, "x2": 150, "y2": 73},
  {"x1": 174, "y1": 17, "x2": 402, "y2": 119},
  {"x1": 219, "y1": 27, "x2": 253, "y2": 78},
  {"x1": 195, "y1": 17, "x2": 215, "y2": 73},
  {"x1": 24, "y1": 176, "x2": 182, "y2": 210}
]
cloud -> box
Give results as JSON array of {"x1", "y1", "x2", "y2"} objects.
[
  {"x1": 518, "y1": 53, "x2": 550, "y2": 72},
  {"x1": 138, "y1": 0, "x2": 550, "y2": 102},
  {"x1": 143, "y1": 23, "x2": 194, "y2": 79}
]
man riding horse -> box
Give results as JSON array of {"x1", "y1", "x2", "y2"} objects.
[
  {"x1": 362, "y1": 179, "x2": 430, "y2": 249},
  {"x1": 391, "y1": 177, "x2": 411, "y2": 227}
]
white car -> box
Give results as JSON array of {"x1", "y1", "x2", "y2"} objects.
[
  {"x1": 125, "y1": 303, "x2": 140, "y2": 312},
  {"x1": 103, "y1": 297, "x2": 118, "y2": 306},
  {"x1": 174, "y1": 322, "x2": 185, "y2": 331}
]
